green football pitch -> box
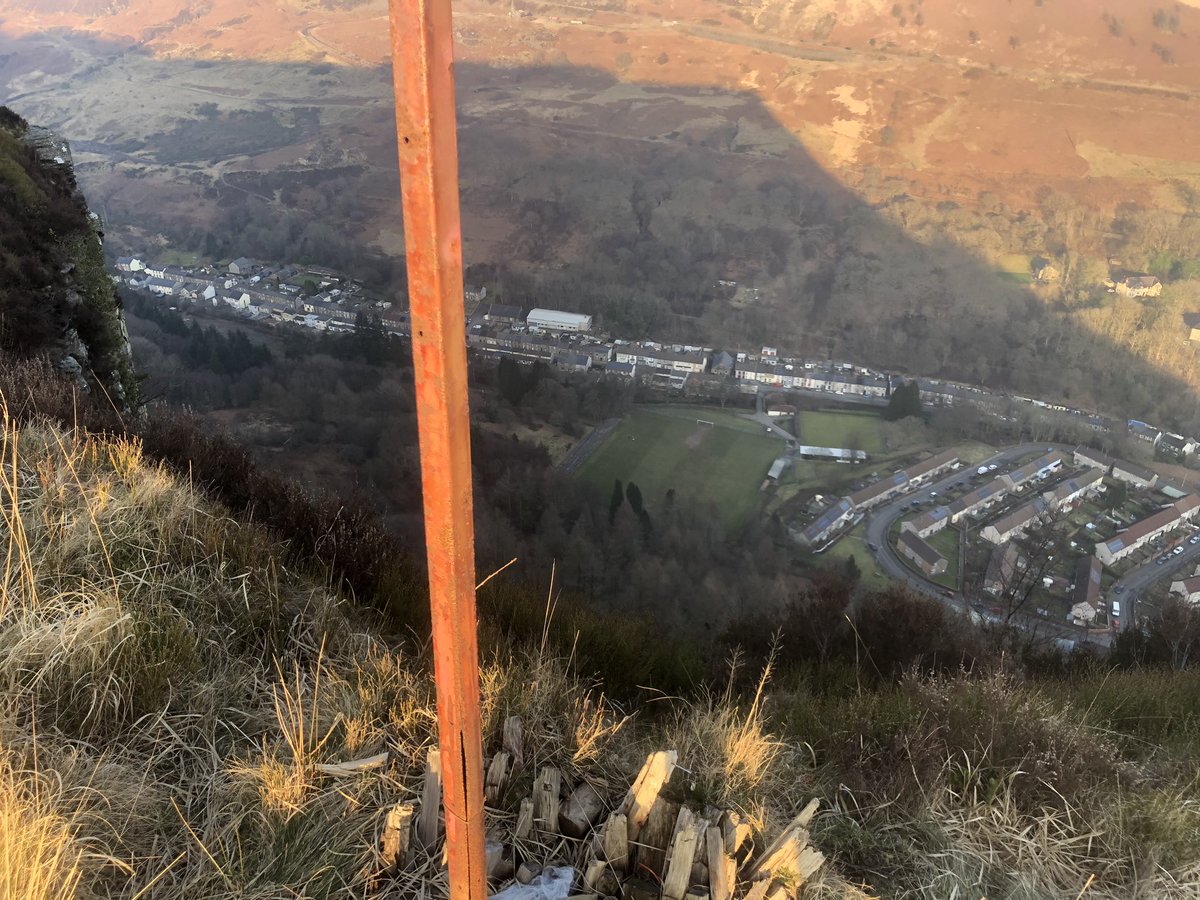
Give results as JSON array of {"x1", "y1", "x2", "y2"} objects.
[{"x1": 574, "y1": 407, "x2": 784, "y2": 528}]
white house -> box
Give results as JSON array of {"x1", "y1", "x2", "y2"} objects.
[
  {"x1": 980, "y1": 499, "x2": 1049, "y2": 545},
  {"x1": 1111, "y1": 460, "x2": 1158, "y2": 489},
  {"x1": 614, "y1": 343, "x2": 709, "y2": 374},
  {"x1": 144, "y1": 276, "x2": 175, "y2": 296},
  {"x1": 1170, "y1": 575, "x2": 1200, "y2": 604}
]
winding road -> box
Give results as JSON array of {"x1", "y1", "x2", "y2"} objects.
[{"x1": 857, "y1": 442, "x2": 1157, "y2": 647}]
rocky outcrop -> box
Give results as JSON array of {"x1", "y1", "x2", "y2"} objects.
[{"x1": 0, "y1": 106, "x2": 137, "y2": 409}]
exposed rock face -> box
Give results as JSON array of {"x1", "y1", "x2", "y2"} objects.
[{"x1": 0, "y1": 106, "x2": 137, "y2": 409}]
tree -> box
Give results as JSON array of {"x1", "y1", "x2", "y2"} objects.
[
  {"x1": 498, "y1": 357, "x2": 529, "y2": 406},
  {"x1": 609, "y1": 478, "x2": 625, "y2": 524},
  {"x1": 1101, "y1": 479, "x2": 1129, "y2": 511},
  {"x1": 626, "y1": 480, "x2": 644, "y2": 516},
  {"x1": 843, "y1": 554, "x2": 861, "y2": 584},
  {"x1": 883, "y1": 380, "x2": 923, "y2": 421},
  {"x1": 302, "y1": 278, "x2": 319, "y2": 296}
]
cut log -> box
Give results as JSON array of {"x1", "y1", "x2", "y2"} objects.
[
  {"x1": 416, "y1": 748, "x2": 442, "y2": 850},
  {"x1": 743, "y1": 879, "x2": 771, "y2": 900},
  {"x1": 706, "y1": 825, "x2": 734, "y2": 900},
  {"x1": 796, "y1": 799, "x2": 820, "y2": 829},
  {"x1": 662, "y1": 809, "x2": 705, "y2": 900},
  {"x1": 662, "y1": 806, "x2": 694, "y2": 877},
  {"x1": 315, "y1": 751, "x2": 389, "y2": 777},
  {"x1": 752, "y1": 803, "x2": 820, "y2": 876},
  {"x1": 559, "y1": 782, "x2": 605, "y2": 838},
  {"x1": 503, "y1": 715, "x2": 524, "y2": 768},
  {"x1": 749, "y1": 801, "x2": 825, "y2": 894},
  {"x1": 622, "y1": 750, "x2": 677, "y2": 841},
  {"x1": 583, "y1": 859, "x2": 618, "y2": 896},
  {"x1": 722, "y1": 810, "x2": 752, "y2": 858},
  {"x1": 515, "y1": 798, "x2": 534, "y2": 840},
  {"x1": 635, "y1": 796, "x2": 680, "y2": 878},
  {"x1": 381, "y1": 802, "x2": 414, "y2": 872},
  {"x1": 599, "y1": 812, "x2": 629, "y2": 873},
  {"x1": 533, "y1": 767, "x2": 563, "y2": 836},
  {"x1": 485, "y1": 751, "x2": 511, "y2": 805}
]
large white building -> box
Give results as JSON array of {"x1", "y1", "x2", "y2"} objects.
[{"x1": 526, "y1": 308, "x2": 593, "y2": 333}]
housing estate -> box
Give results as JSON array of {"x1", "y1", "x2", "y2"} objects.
[
  {"x1": 1115, "y1": 275, "x2": 1163, "y2": 298},
  {"x1": 845, "y1": 450, "x2": 959, "y2": 512},
  {"x1": 799, "y1": 498, "x2": 856, "y2": 546},
  {"x1": 980, "y1": 498, "x2": 1049, "y2": 545},
  {"x1": 984, "y1": 544, "x2": 1023, "y2": 596},
  {"x1": 1041, "y1": 469, "x2": 1104, "y2": 508},
  {"x1": 999, "y1": 452, "x2": 1066, "y2": 491},
  {"x1": 1170, "y1": 575, "x2": 1200, "y2": 604},
  {"x1": 947, "y1": 478, "x2": 1009, "y2": 524},
  {"x1": 897, "y1": 530, "x2": 947, "y2": 576},
  {"x1": 613, "y1": 343, "x2": 709, "y2": 374},
  {"x1": 904, "y1": 505, "x2": 951, "y2": 539},
  {"x1": 1070, "y1": 556, "x2": 1103, "y2": 625},
  {"x1": 1073, "y1": 446, "x2": 1114, "y2": 473},
  {"x1": 1095, "y1": 495, "x2": 1200, "y2": 564},
  {"x1": 1111, "y1": 459, "x2": 1158, "y2": 489}
]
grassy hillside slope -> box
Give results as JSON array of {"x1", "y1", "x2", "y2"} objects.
[{"x1": 2, "y1": 396, "x2": 1200, "y2": 897}]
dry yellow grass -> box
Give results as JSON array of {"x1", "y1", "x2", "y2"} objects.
[
  {"x1": 21, "y1": 403, "x2": 1191, "y2": 897},
  {"x1": 0, "y1": 750, "x2": 84, "y2": 900},
  {"x1": 0, "y1": 408, "x2": 858, "y2": 897}
]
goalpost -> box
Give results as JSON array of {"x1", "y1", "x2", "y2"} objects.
[{"x1": 696, "y1": 419, "x2": 715, "y2": 428}]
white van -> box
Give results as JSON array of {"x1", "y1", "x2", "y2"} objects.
[{"x1": 1111, "y1": 601, "x2": 1121, "y2": 618}]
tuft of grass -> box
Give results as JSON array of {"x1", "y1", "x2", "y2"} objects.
[{"x1": 0, "y1": 751, "x2": 84, "y2": 900}]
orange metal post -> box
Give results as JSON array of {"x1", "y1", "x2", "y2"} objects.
[{"x1": 387, "y1": 0, "x2": 487, "y2": 897}]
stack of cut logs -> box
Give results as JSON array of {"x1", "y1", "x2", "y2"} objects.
[{"x1": 378, "y1": 717, "x2": 824, "y2": 898}]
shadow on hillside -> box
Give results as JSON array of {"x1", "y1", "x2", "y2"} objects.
[{"x1": 2, "y1": 26, "x2": 1198, "y2": 430}]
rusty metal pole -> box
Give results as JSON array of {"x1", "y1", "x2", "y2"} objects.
[{"x1": 387, "y1": 0, "x2": 487, "y2": 897}]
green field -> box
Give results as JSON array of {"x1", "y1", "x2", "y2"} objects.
[
  {"x1": 575, "y1": 407, "x2": 783, "y2": 527},
  {"x1": 799, "y1": 410, "x2": 884, "y2": 452},
  {"x1": 996, "y1": 253, "x2": 1033, "y2": 284},
  {"x1": 820, "y1": 524, "x2": 890, "y2": 591},
  {"x1": 926, "y1": 527, "x2": 962, "y2": 590}
]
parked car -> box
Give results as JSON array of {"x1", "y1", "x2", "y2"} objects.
[
  {"x1": 1190, "y1": 534, "x2": 1200, "y2": 545},
  {"x1": 1175, "y1": 546, "x2": 1185, "y2": 555},
  {"x1": 867, "y1": 542, "x2": 878, "y2": 552},
  {"x1": 1114, "y1": 584, "x2": 1126, "y2": 594},
  {"x1": 942, "y1": 589, "x2": 954, "y2": 598}
]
